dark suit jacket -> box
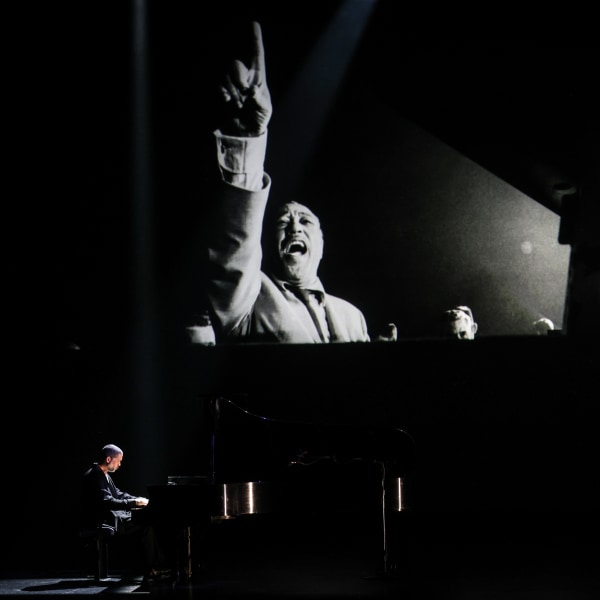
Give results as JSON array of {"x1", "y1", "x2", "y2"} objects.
[{"x1": 79, "y1": 464, "x2": 137, "y2": 533}]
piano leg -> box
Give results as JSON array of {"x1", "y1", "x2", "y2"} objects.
[
  {"x1": 365, "y1": 465, "x2": 406, "y2": 580},
  {"x1": 172, "y1": 526, "x2": 192, "y2": 582},
  {"x1": 173, "y1": 520, "x2": 212, "y2": 583}
]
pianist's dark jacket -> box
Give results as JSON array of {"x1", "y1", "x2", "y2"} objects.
[{"x1": 79, "y1": 463, "x2": 138, "y2": 533}]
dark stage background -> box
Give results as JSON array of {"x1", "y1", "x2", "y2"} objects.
[{"x1": 9, "y1": 0, "x2": 599, "y2": 579}]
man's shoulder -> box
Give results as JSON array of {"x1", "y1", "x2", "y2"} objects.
[
  {"x1": 324, "y1": 292, "x2": 364, "y2": 314},
  {"x1": 82, "y1": 464, "x2": 102, "y2": 478}
]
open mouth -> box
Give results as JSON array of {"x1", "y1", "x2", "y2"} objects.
[{"x1": 283, "y1": 239, "x2": 307, "y2": 255}]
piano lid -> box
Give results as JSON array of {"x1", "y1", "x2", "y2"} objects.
[{"x1": 204, "y1": 396, "x2": 417, "y2": 486}]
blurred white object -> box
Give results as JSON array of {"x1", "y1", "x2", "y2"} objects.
[
  {"x1": 532, "y1": 317, "x2": 555, "y2": 335},
  {"x1": 376, "y1": 323, "x2": 398, "y2": 342},
  {"x1": 187, "y1": 312, "x2": 216, "y2": 345}
]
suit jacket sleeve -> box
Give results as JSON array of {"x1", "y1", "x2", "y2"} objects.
[{"x1": 206, "y1": 176, "x2": 272, "y2": 336}]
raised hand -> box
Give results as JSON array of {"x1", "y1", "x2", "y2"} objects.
[{"x1": 218, "y1": 21, "x2": 272, "y2": 137}]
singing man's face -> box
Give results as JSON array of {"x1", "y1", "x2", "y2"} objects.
[{"x1": 273, "y1": 201, "x2": 324, "y2": 286}]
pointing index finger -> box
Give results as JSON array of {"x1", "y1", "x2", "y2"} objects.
[{"x1": 250, "y1": 21, "x2": 266, "y2": 77}]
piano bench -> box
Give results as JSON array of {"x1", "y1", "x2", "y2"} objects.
[{"x1": 79, "y1": 524, "x2": 116, "y2": 581}]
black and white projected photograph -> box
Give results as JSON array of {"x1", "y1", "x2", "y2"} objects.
[
  {"x1": 9, "y1": 1, "x2": 598, "y2": 598},
  {"x1": 33, "y1": 0, "x2": 593, "y2": 352}
]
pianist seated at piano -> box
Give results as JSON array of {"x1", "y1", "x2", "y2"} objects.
[{"x1": 79, "y1": 444, "x2": 174, "y2": 585}]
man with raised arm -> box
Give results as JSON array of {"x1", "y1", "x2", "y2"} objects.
[{"x1": 205, "y1": 21, "x2": 374, "y2": 344}]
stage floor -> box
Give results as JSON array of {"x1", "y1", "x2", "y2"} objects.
[
  {"x1": 1, "y1": 538, "x2": 597, "y2": 599},
  {"x1": 3, "y1": 512, "x2": 598, "y2": 599}
]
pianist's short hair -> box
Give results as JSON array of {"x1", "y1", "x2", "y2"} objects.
[{"x1": 98, "y1": 444, "x2": 124, "y2": 461}]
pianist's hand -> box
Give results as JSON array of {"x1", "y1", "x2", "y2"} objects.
[{"x1": 134, "y1": 496, "x2": 149, "y2": 507}]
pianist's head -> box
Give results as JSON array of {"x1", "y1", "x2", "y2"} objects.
[{"x1": 98, "y1": 443, "x2": 124, "y2": 473}]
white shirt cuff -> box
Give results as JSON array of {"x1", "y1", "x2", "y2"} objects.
[{"x1": 213, "y1": 129, "x2": 268, "y2": 191}]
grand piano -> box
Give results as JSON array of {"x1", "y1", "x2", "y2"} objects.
[{"x1": 147, "y1": 396, "x2": 416, "y2": 580}]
